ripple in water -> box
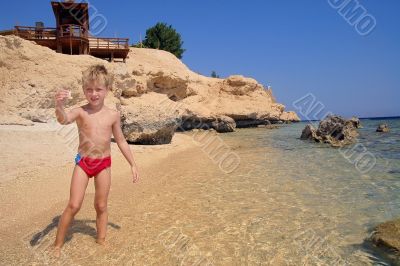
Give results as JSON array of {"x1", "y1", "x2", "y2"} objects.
[{"x1": 180, "y1": 118, "x2": 400, "y2": 265}]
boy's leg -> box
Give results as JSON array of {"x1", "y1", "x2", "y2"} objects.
[
  {"x1": 54, "y1": 165, "x2": 89, "y2": 249},
  {"x1": 94, "y1": 167, "x2": 111, "y2": 245}
]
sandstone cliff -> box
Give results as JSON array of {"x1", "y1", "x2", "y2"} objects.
[{"x1": 0, "y1": 35, "x2": 299, "y2": 144}]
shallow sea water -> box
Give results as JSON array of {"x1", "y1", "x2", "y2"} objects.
[{"x1": 171, "y1": 118, "x2": 400, "y2": 265}]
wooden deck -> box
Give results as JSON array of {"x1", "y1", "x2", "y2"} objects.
[
  {"x1": 15, "y1": 26, "x2": 57, "y2": 39},
  {"x1": 13, "y1": 26, "x2": 58, "y2": 50},
  {"x1": 57, "y1": 24, "x2": 89, "y2": 54},
  {"x1": 89, "y1": 37, "x2": 129, "y2": 61},
  {"x1": 5, "y1": 25, "x2": 129, "y2": 61}
]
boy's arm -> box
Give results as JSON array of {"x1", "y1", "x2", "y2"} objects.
[
  {"x1": 112, "y1": 111, "x2": 140, "y2": 182},
  {"x1": 54, "y1": 89, "x2": 80, "y2": 125},
  {"x1": 55, "y1": 106, "x2": 81, "y2": 125}
]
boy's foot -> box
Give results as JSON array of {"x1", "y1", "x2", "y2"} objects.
[
  {"x1": 96, "y1": 238, "x2": 108, "y2": 248},
  {"x1": 51, "y1": 245, "x2": 62, "y2": 258}
]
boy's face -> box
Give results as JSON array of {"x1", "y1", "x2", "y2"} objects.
[{"x1": 83, "y1": 80, "x2": 108, "y2": 107}]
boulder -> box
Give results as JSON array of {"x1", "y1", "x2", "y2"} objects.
[
  {"x1": 210, "y1": 116, "x2": 236, "y2": 132},
  {"x1": 147, "y1": 71, "x2": 192, "y2": 100},
  {"x1": 300, "y1": 124, "x2": 317, "y2": 140},
  {"x1": 120, "y1": 93, "x2": 180, "y2": 144},
  {"x1": 178, "y1": 114, "x2": 236, "y2": 133},
  {"x1": 0, "y1": 114, "x2": 34, "y2": 126},
  {"x1": 369, "y1": 218, "x2": 400, "y2": 261},
  {"x1": 349, "y1": 116, "x2": 362, "y2": 128},
  {"x1": 300, "y1": 115, "x2": 360, "y2": 147},
  {"x1": 19, "y1": 108, "x2": 54, "y2": 123},
  {"x1": 280, "y1": 111, "x2": 300, "y2": 122},
  {"x1": 377, "y1": 123, "x2": 390, "y2": 133},
  {"x1": 222, "y1": 75, "x2": 261, "y2": 96}
]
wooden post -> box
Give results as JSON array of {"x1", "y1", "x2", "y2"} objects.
[
  {"x1": 56, "y1": 40, "x2": 62, "y2": 53},
  {"x1": 70, "y1": 36, "x2": 72, "y2": 55},
  {"x1": 69, "y1": 25, "x2": 72, "y2": 55}
]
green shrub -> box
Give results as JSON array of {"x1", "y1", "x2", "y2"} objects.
[{"x1": 143, "y1": 22, "x2": 185, "y2": 59}]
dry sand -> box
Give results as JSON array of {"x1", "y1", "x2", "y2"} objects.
[{"x1": 0, "y1": 122, "x2": 213, "y2": 265}]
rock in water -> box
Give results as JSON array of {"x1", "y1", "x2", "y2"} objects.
[
  {"x1": 370, "y1": 218, "x2": 400, "y2": 261},
  {"x1": 349, "y1": 116, "x2": 362, "y2": 128},
  {"x1": 300, "y1": 124, "x2": 317, "y2": 140},
  {"x1": 377, "y1": 123, "x2": 390, "y2": 133},
  {"x1": 300, "y1": 115, "x2": 360, "y2": 147}
]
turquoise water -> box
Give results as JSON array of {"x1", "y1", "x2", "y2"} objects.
[{"x1": 213, "y1": 118, "x2": 400, "y2": 265}]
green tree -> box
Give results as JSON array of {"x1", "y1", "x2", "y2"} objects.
[
  {"x1": 211, "y1": 70, "x2": 220, "y2": 78},
  {"x1": 143, "y1": 22, "x2": 185, "y2": 59}
]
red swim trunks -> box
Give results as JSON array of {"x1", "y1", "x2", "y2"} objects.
[{"x1": 75, "y1": 153, "x2": 111, "y2": 178}]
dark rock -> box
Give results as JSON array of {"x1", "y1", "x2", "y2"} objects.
[
  {"x1": 178, "y1": 115, "x2": 236, "y2": 133},
  {"x1": 369, "y1": 218, "x2": 400, "y2": 261},
  {"x1": 210, "y1": 116, "x2": 236, "y2": 133},
  {"x1": 377, "y1": 123, "x2": 390, "y2": 133},
  {"x1": 122, "y1": 119, "x2": 178, "y2": 145},
  {"x1": 257, "y1": 124, "x2": 280, "y2": 129},
  {"x1": 349, "y1": 116, "x2": 362, "y2": 128},
  {"x1": 300, "y1": 124, "x2": 317, "y2": 140},
  {"x1": 300, "y1": 115, "x2": 360, "y2": 147},
  {"x1": 235, "y1": 119, "x2": 264, "y2": 128}
]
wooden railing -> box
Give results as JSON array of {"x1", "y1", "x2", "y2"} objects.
[
  {"x1": 12, "y1": 25, "x2": 129, "y2": 56},
  {"x1": 14, "y1": 26, "x2": 57, "y2": 40},
  {"x1": 58, "y1": 24, "x2": 87, "y2": 38},
  {"x1": 88, "y1": 37, "x2": 129, "y2": 50}
]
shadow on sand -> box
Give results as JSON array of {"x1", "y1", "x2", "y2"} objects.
[{"x1": 29, "y1": 215, "x2": 121, "y2": 247}]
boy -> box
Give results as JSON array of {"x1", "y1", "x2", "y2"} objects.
[{"x1": 52, "y1": 64, "x2": 139, "y2": 257}]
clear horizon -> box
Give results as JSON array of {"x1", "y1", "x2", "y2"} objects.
[
  {"x1": 300, "y1": 116, "x2": 400, "y2": 123},
  {"x1": 1, "y1": 0, "x2": 399, "y2": 119}
]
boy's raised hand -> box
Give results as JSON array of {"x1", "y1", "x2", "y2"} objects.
[{"x1": 55, "y1": 89, "x2": 71, "y2": 107}]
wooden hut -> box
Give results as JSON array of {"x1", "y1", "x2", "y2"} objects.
[
  {"x1": 52, "y1": 1, "x2": 90, "y2": 55},
  {"x1": 1, "y1": 1, "x2": 129, "y2": 62}
]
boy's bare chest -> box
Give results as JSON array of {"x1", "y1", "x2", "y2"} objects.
[{"x1": 78, "y1": 113, "x2": 113, "y2": 134}]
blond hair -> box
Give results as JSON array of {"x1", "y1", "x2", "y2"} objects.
[{"x1": 82, "y1": 64, "x2": 113, "y2": 90}]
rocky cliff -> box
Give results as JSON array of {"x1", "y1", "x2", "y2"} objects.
[{"x1": 0, "y1": 35, "x2": 299, "y2": 144}]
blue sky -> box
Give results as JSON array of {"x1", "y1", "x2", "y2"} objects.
[{"x1": 1, "y1": 1, "x2": 399, "y2": 119}]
